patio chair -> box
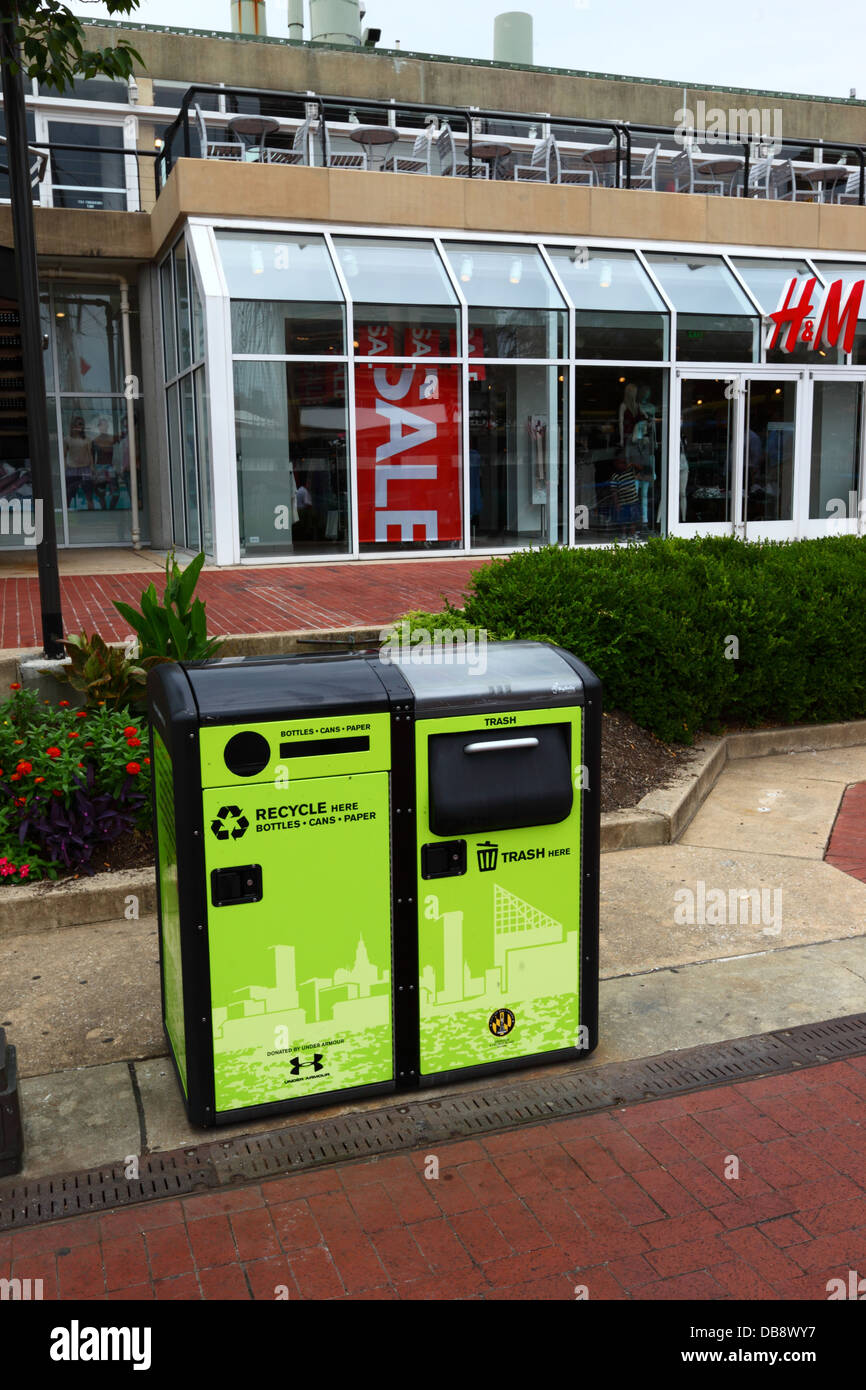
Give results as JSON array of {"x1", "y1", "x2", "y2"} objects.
[
  {"x1": 322, "y1": 122, "x2": 367, "y2": 170},
  {"x1": 264, "y1": 113, "x2": 314, "y2": 167},
  {"x1": 437, "y1": 121, "x2": 489, "y2": 179},
  {"x1": 388, "y1": 129, "x2": 434, "y2": 175},
  {"x1": 194, "y1": 103, "x2": 242, "y2": 161},
  {"x1": 671, "y1": 145, "x2": 725, "y2": 195},
  {"x1": 834, "y1": 166, "x2": 866, "y2": 204},
  {"x1": 772, "y1": 160, "x2": 817, "y2": 202},
  {"x1": 514, "y1": 134, "x2": 558, "y2": 182},
  {"x1": 629, "y1": 143, "x2": 664, "y2": 191},
  {"x1": 746, "y1": 155, "x2": 777, "y2": 198}
]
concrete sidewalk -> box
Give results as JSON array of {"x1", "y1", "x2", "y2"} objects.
[{"x1": 2, "y1": 744, "x2": 866, "y2": 1182}]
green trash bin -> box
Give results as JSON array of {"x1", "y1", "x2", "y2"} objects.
[
  {"x1": 148, "y1": 641, "x2": 600, "y2": 1127},
  {"x1": 385, "y1": 640, "x2": 601, "y2": 1087}
]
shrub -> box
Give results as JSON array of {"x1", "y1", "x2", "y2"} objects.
[
  {"x1": 0, "y1": 686, "x2": 151, "y2": 880},
  {"x1": 397, "y1": 537, "x2": 866, "y2": 744},
  {"x1": 54, "y1": 631, "x2": 162, "y2": 711}
]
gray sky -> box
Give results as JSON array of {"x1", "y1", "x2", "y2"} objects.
[{"x1": 71, "y1": 0, "x2": 865, "y2": 101}]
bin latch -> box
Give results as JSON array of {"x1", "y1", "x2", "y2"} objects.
[{"x1": 211, "y1": 864, "x2": 263, "y2": 907}]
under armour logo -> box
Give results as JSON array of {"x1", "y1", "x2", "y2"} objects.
[{"x1": 289, "y1": 1054, "x2": 324, "y2": 1074}]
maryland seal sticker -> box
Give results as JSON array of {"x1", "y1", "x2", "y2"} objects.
[{"x1": 488, "y1": 1007, "x2": 515, "y2": 1038}]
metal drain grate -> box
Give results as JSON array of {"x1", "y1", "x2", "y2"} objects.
[{"x1": 2, "y1": 1012, "x2": 865, "y2": 1231}]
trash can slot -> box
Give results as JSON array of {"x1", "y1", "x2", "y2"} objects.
[
  {"x1": 428, "y1": 723, "x2": 573, "y2": 836},
  {"x1": 279, "y1": 735, "x2": 370, "y2": 759},
  {"x1": 464, "y1": 737, "x2": 540, "y2": 754}
]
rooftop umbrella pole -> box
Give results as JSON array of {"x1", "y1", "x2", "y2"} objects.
[{"x1": 0, "y1": 8, "x2": 64, "y2": 658}]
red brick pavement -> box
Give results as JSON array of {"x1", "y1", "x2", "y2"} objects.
[
  {"x1": 4, "y1": 1058, "x2": 866, "y2": 1301},
  {"x1": 0, "y1": 558, "x2": 483, "y2": 650},
  {"x1": 825, "y1": 782, "x2": 866, "y2": 884}
]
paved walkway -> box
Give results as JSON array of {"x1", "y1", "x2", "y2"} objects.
[
  {"x1": 0, "y1": 556, "x2": 481, "y2": 649},
  {"x1": 4, "y1": 1058, "x2": 866, "y2": 1300}
]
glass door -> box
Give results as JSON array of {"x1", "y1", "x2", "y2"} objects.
[
  {"x1": 675, "y1": 375, "x2": 739, "y2": 532},
  {"x1": 674, "y1": 372, "x2": 799, "y2": 539},
  {"x1": 802, "y1": 374, "x2": 865, "y2": 536}
]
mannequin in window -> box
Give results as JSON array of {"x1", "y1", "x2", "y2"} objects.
[
  {"x1": 619, "y1": 382, "x2": 655, "y2": 536},
  {"x1": 63, "y1": 414, "x2": 95, "y2": 510}
]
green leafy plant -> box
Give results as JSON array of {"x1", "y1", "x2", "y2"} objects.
[
  {"x1": 2, "y1": 2, "x2": 143, "y2": 93},
  {"x1": 0, "y1": 684, "x2": 151, "y2": 880},
  {"x1": 54, "y1": 631, "x2": 163, "y2": 711},
  {"x1": 394, "y1": 536, "x2": 866, "y2": 744},
  {"x1": 113, "y1": 551, "x2": 224, "y2": 664}
]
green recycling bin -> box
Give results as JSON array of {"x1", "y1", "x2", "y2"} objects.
[{"x1": 148, "y1": 641, "x2": 600, "y2": 1127}]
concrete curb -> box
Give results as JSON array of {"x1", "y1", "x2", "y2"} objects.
[
  {"x1": 0, "y1": 869, "x2": 156, "y2": 937},
  {"x1": 600, "y1": 721, "x2": 866, "y2": 853}
]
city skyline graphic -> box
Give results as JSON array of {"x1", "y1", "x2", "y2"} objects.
[
  {"x1": 419, "y1": 881, "x2": 581, "y2": 1072},
  {"x1": 212, "y1": 935, "x2": 393, "y2": 1110}
]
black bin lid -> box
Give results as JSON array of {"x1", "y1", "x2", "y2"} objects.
[{"x1": 182, "y1": 653, "x2": 390, "y2": 724}]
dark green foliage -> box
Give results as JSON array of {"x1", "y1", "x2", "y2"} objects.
[{"x1": 399, "y1": 537, "x2": 866, "y2": 744}]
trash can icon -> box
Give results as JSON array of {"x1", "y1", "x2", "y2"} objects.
[{"x1": 476, "y1": 841, "x2": 499, "y2": 872}]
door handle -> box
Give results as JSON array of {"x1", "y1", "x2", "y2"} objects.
[{"x1": 463, "y1": 738, "x2": 540, "y2": 754}]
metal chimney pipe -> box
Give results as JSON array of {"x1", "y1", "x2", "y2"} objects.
[
  {"x1": 287, "y1": 0, "x2": 305, "y2": 40},
  {"x1": 494, "y1": 11, "x2": 533, "y2": 65},
  {"x1": 229, "y1": 0, "x2": 268, "y2": 35}
]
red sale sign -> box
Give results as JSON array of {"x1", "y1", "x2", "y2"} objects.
[{"x1": 355, "y1": 363, "x2": 462, "y2": 544}]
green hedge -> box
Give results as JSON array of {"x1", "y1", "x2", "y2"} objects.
[{"x1": 400, "y1": 536, "x2": 866, "y2": 743}]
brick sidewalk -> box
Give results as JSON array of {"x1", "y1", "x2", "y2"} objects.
[
  {"x1": 825, "y1": 782, "x2": 866, "y2": 884},
  {"x1": 4, "y1": 1058, "x2": 866, "y2": 1301},
  {"x1": 0, "y1": 559, "x2": 482, "y2": 649}
]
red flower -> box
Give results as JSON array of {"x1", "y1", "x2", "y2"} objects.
[
  {"x1": 19, "y1": 866, "x2": 30, "y2": 879},
  {"x1": 15, "y1": 761, "x2": 31, "y2": 774},
  {"x1": 58, "y1": 700, "x2": 70, "y2": 708},
  {"x1": 126, "y1": 762, "x2": 142, "y2": 776},
  {"x1": 15, "y1": 797, "x2": 25, "y2": 807},
  {"x1": 76, "y1": 711, "x2": 87, "y2": 719},
  {"x1": 143, "y1": 757, "x2": 151, "y2": 766},
  {"x1": 13, "y1": 739, "x2": 23, "y2": 746},
  {"x1": 67, "y1": 732, "x2": 79, "y2": 739},
  {"x1": 9, "y1": 682, "x2": 21, "y2": 691},
  {"x1": 52, "y1": 789, "x2": 62, "y2": 797},
  {"x1": 84, "y1": 741, "x2": 94, "y2": 748},
  {"x1": 10, "y1": 773, "x2": 20, "y2": 783},
  {"x1": 127, "y1": 737, "x2": 142, "y2": 748},
  {"x1": 34, "y1": 776, "x2": 45, "y2": 784},
  {"x1": 46, "y1": 747, "x2": 61, "y2": 759},
  {"x1": 123, "y1": 726, "x2": 138, "y2": 737}
]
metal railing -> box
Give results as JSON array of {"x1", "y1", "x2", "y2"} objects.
[
  {"x1": 155, "y1": 84, "x2": 866, "y2": 207},
  {"x1": 14, "y1": 140, "x2": 163, "y2": 212}
]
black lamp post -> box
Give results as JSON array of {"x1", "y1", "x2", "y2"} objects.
[{"x1": 0, "y1": 5, "x2": 64, "y2": 658}]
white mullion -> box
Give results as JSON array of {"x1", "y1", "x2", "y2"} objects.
[
  {"x1": 538, "y1": 243, "x2": 572, "y2": 546},
  {"x1": 434, "y1": 234, "x2": 470, "y2": 551},
  {"x1": 323, "y1": 229, "x2": 358, "y2": 557}
]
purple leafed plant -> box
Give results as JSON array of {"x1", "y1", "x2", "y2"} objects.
[{"x1": 15, "y1": 766, "x2": 146, "y2": 875}]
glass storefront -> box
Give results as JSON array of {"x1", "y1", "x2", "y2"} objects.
[
  {"x1": 0, "y1": 281, "x2": 147, "y2": 552},
  {"x1": 151, "y1": 226, "x2": 866, "y2": 564}
]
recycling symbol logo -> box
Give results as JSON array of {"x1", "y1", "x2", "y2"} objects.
[{"x1": 211, "y1": 805, "x2": 249, "y2": 841}]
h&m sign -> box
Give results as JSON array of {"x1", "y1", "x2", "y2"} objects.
[{"x1": 768, "y1": 276, "x2": 864, "y2": 353}]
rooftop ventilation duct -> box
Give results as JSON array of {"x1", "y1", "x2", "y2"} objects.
[
  {"x1": 494, "y1": 11, "x2": 533, "y2": 65},
  {"x1": 229, "y1": 0, "x2": 268, "y2": 35}
]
